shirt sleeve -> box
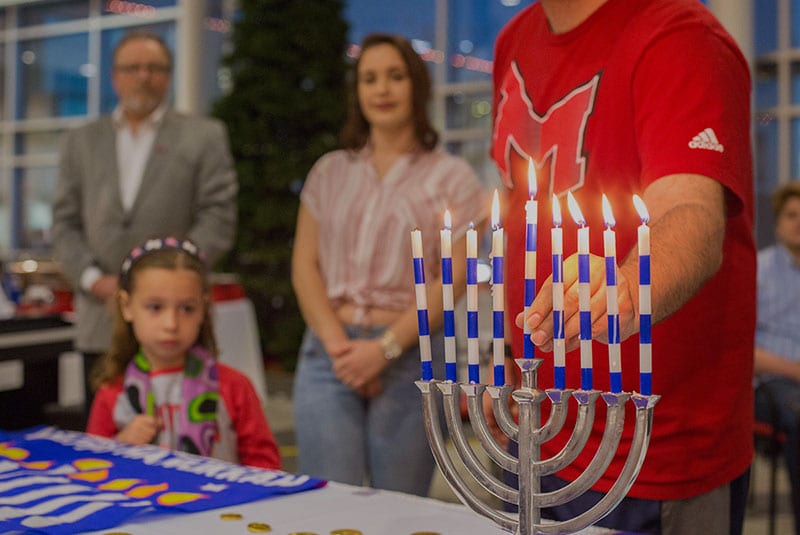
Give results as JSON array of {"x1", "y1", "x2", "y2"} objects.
[
  {"x1": 299, "y1": 154, "x2": 331, "y2": 221},
  {"x1": 633, "y1": 26, "x2": 751, "y2": 215},
  {"x1": 86, "y1": 382, "x2": 122, "y2": 438},
  {"x1": 220, "y1": 366, "x2": 282, "y2": 470}
]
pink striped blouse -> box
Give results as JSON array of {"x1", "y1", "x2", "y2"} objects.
[{"x1": 301, "y1": 146, "x2": 489, "y2": 323}]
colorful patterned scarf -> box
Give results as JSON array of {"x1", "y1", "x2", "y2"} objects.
[{"x1": 121, "y1": 345, "x2": 220, "y2": 456}]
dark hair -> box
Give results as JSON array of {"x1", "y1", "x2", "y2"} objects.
[
  {"x1": 91, "y1": 242, "x2": 217, "y2": 391},
  {"x1": 340, "y1": 33, "x2": 439, "y2": 151},
  {"x1": 772, "y1": 181, "x2": 800, "y2": 219},
  {"x1": 112, "y1": 29, "x2": 173, "y2": 71}
]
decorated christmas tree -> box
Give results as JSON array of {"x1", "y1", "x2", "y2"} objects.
[{"x1": 213, "y1": 0, "x2": 348, "y2": 369}]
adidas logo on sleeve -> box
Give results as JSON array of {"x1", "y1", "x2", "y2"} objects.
[{"x1": 688, "y1": 128, "x2": 724, "y2": 153}]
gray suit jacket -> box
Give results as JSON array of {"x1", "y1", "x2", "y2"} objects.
[{"x1": 52, "y1": 109, "x2": 238, "y2": 352}]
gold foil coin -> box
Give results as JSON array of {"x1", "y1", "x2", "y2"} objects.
[
  {"x1": 247, "y1": 522, "x2": 272, "y2": 533},
  {"x1": 219, "y1": 512, "x2": 243, "y2": 521},
  {"x1": 330, "y1": 530, "x2": 363, "y2": 535}
]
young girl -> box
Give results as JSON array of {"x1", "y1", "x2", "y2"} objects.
[{"x1": 86, "y1": 237, "x2": 281, "y2": 470}]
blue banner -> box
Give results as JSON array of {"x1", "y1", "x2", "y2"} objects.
[{"x1": 0, "y1": 426, "x2": 324, "y2": 534}]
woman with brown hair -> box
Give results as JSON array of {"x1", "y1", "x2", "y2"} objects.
[{"x1": 291, "y1": 33, "x2": 488, "y2": 495}]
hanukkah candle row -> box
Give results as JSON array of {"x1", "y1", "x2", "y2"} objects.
[{"x1": 410, "y1": 186, "x2": 653, "y2": 396}]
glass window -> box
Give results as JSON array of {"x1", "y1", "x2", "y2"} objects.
[
  {"x1": 14, "y1": 131, "x2": 67, "y2": 157},
  {"x1": 756, "y1": 113, "x2": 778, "y2": 189},
  {"x1": 103, "y1": 0, "x2": 177, "y2": 17},
  {"x1": 754, "y1": 114, "x2": 778, "y2": 247},
  {"x1": 792, "y1": 62, "x2": 800, "y2": 104},
  {"x1": 14, "y1": 167, "x2": 57, "y2": 250},
  {"x1": 0, "y1": 169, "x2": 9, "y2": 252},
  {"x1": 755, "y1": 0, "x2": 778, "y2": 55},
  {"x1": 792, "y1": 118, "x2": 800, "y2": 180},
  {"x1": 19, "y1": 0, "x2": 89, "y2": 27},
  {"x1": 16, "y1": 34, "x2": 89, "y2": 119},
  {"x1": 0, "y1": 44, "x2": 5, "y2": 121},
  {"x1": 446, "y1": 91, "x2": 493, "y2": 130},
  {"x1": 345, "y1": 0, "x2": 434, "y2": 46},
  {"x1": 99, "y1": 23, "x2": 176, "y2": 114},
  {"x1": 200, "y1": 1, "x2": 233, "y2": 113},
  {"x1": 447, "y1": 0, "x2": 533, "y2": 82},
  {"x1": 756, "y1": 61, "x2": 778, "y2": 108},
  {"x1": 793, "y1": 0, "x2": 800, "y2": 48},
  {"x1": 446, "y1": 139, "x2": 502, "y2": 189}
]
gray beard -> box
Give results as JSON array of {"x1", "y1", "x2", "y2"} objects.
[{"x1": 120, "y1": 93, "x2": 162, "y2": 119}]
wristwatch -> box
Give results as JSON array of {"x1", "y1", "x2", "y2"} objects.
[{"x1": 379, "y1": 329, "x2": 403, "y2": 360}]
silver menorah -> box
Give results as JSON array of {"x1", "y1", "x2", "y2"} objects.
[{"x1": 416, "y1": 359, "x2": 659, "y2": 535}]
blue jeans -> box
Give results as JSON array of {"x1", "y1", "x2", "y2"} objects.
[
  {"x1": 293, "y1": 326, "x2": 443, "y2": 496},
  {"x1": 755, "y1": 377, "x2": 800, "y2": 535}
]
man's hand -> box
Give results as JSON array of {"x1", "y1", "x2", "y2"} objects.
[
  {"x1": 517, "y1": 252, "x2": 637, "y2": 351},
  {"x1": 518, "y1": 174, "x2": 726, "y2": 352}
]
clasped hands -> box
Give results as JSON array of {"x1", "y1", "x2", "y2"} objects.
[{"x1": 328, "y1": 338, "x2": 387, "y2": 398}]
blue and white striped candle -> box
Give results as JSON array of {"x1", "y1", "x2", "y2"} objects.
[
  {"x1": 440, "y1": 210, "x2": 457, "y2": 382},
  {"x1": 411, "y1": 229, "x2": 433, "y2": 381},
  {"x1": 466, "y1": 223, "x2": 481, "y2": 383},
  {"x1": 633, "y1": 195, "x2": 652, "y2": 395},
  {"x1": 524, "y1": 159, "x2": 538, "y2": 359},
  {"x1": 491, "y1": 190, "x2": 506, "y2": 386},
  {"x1": 551, "y1": 195, "x2": 566, "y2": 390},
  {"x1": 601, "y1": 194, "x2": 622, "y2": 393},
  {"x1": 567, "y1": 192, "x2": 593, "y2": 391}
]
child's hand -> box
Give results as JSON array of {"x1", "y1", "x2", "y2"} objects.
[{"x1": 116, "y1": 415, "x2": 159, "y2": 445}]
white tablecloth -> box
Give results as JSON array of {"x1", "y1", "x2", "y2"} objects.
[
  {"x1": 83, "y1": 481, "x2": 628, "y2": 535},
  {"x1": 84, "y1": 481, "x2": 505, "y2": 534}
]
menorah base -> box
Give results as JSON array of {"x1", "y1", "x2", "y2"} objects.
[{"x1": 417, "y1": 360, "x2": 659, "y2": 535}]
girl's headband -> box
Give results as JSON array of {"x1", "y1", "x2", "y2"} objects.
[{"x1": 120, "y1": 237, "x2": 205, "y2": 284}]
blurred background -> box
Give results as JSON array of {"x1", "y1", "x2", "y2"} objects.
[
  {"x1": 0, "y1": 2, "x2": 792, "y2": 530},
  {"x1": 0, "y1": 0, "x2": 780, "y2": 371}
]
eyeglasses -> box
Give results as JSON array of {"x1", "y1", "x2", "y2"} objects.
[{"x1": 114, "y1": 63, "x2": 170, "y2": 75}]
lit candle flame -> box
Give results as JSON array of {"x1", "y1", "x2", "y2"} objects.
[
  {"x1": 491, "y1": 189, "x2": 501, "y2": 230},
  {"x1": 528, "y1": 158, "x2": 537, "y2": 199},
  {"x1": 601, "y1": 194, "x2": 616, "y2": 229},
  {"x1": 469, "y1": 221, "x2": 474, "y2": 230},
  {"x1": 566, "y1": 191, "x2": 586, "y2": 226},
  {"x1": 552, "y1": 194, "x2": 562, "y2": 227},
  {"x1": 444, "y1": 209, "x2": 452, "y2": 230},
  {"x1": 632, "y1": 194, "x2": 650, "y2": 224}
]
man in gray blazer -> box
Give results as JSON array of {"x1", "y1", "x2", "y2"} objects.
[{"x1": 52, "y1": 30, "x2": 237, "y2": 412}]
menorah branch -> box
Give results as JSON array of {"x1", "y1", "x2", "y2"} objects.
[
  {"x1": 463, "y1": 384, "x2": 519, "y2": 472},
  {"x1": 437, "y1": 381, "x2": 518, "y2": 503},
  {"x1": 416, "y1": 380, "x2": 517, "y2": 532},
  {"x1": 534, "y1": 394, "x2": 660, "y2": 534}
]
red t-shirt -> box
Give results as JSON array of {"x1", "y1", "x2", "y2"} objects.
[
  {"x1": 492, "y1": 0, "x2": 755, "y2": 500},
  {"x1": 87, "y1": 363, "x2": 281, "y2": 471}
]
